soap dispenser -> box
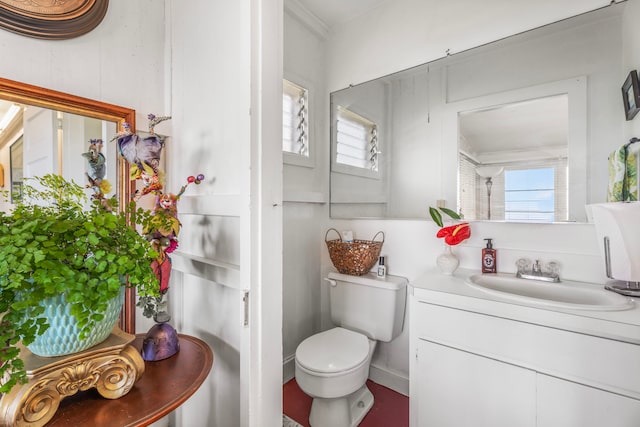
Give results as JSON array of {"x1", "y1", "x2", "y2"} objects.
[{"x1": 482, "y1": 238, "x2": 497, "y2": 273}]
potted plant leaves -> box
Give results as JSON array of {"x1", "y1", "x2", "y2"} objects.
[{"x1": 0, "y1": 174, "x2": 159, "y2": 393}]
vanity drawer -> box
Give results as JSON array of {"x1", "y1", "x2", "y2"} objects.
[{"x1": 412, "y1": 300, "x2": 640, "y2": 399}]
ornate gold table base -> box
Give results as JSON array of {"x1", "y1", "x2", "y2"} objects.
[{"x1": 0, "y1": 328, "x2": 144, "y2": 427}]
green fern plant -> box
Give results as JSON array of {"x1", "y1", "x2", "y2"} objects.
[{"x1": 0, "y1": 174, "x2": 159, "y2": 393}]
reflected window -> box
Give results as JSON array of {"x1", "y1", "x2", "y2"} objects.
[
  {"x1": 283, "y1": 79, "x2": 308, "y2": 157},
  {"x1": 336, "y1": 107, "x2": 379, "y2": 171},
  {"x1": 10, "y1": 137, "x2": 23, "y2": 203},
  {"x1": 504, "y1": 167, "x2": 564, "y2": 222}
]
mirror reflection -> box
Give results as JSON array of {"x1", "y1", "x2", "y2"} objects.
[
  {"x1": 330, "y1": 2, "x2": 627, "y2": 222},
  {"x1": 0, "y1": 77, "x2": 136, "y2": 333},
  {"x1": 0, "y1": 99, "x2": 118, "y2": 209},
  {"x1": 458, "y1": 95, "x2": 568, "y2": 222}
]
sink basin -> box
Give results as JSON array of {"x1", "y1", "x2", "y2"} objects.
[{"x1": 467, "y1": 274, "x2": 634, "y2": 311}]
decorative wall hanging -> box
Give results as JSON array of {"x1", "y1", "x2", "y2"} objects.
[
  {"x1": 622, "y1": 70, "x2": 640, "y2": 121},
  {"x1": 0, "y1": 0, "x2": 108, "y2": 40}
]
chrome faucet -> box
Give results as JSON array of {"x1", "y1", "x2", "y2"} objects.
[
  {"x1": 531, "y1": 260, "x2": 542, "y2": 275},
  {"x1": 516, "y1": 258, "x2": 560, "y2": 282}
]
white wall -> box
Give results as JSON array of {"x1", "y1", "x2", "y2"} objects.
[
  {"x1": 167, "y1": 0, "x2": 283, "y2": 426},
  {"x1": 326, "y1": 0, "x2": 612, "y2": 92},
  {"x1": 282, "y1": 5, "x2": 329, "y2": 381},
  {"x1": 0, "y1": 0, "x2": 165, "y2": 128}
]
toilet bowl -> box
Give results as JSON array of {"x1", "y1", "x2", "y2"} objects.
[
  {"x1": 294, "y1": 272, "x2": 407, "y2": 427},
  {"x1": 295, "y1": 327, "x2": 377, "y2": 427}
]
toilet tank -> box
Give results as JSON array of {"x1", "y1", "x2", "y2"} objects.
[{"x1": 327, "y1": 271, "x2": 408, "y2": 342}]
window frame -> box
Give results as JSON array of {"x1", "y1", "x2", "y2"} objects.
[
  {"x1": 331, "y1": 105, "x2": 381, "y2": 180},
  {"x1": 283, "y1": 76, "x2": 314, "y2": 168},
  {"x1": 496, "y1": 158, "x2": 568, "y2": 222}
]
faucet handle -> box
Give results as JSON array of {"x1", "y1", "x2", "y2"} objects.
[
  {"x1": 544, "y1": 261, "x2": 560, "y2": 277},
  {"x1": 516, "y1": 258, "x2": 531, "y2": 273}
]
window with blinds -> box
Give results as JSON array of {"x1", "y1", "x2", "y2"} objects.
[
  {"x1": 504, "y1": 163, "x2": 567, "y2": 222},
  {"x1": 283, "y1": 79, "x2": 308, "y2": 157},
  {"x1": 463, "y1": 158, "x2": 568, "y2": 222},
  {"x1": 335, "y1": 107, "x2": 379, "y2": 172}
]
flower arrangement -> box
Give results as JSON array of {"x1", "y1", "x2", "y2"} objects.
[
  {"x1": 429, "y1": 206, "x2": 470, "y2": 245},
  {"x1": 112, "y1": 114, "x2": 204, "y2": 322}
]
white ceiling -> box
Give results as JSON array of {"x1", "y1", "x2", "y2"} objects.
[
  {"x1": 459, "y1": 95, "x2": 568, "y2": 158},
  {"x1": 294, "y1": 0, "x2": 390, "y2": 28}
]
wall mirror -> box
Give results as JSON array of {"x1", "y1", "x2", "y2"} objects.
[
  {"x1": 0, "y1": 77, "x2": 137, "y2": 332},
  {"x1": 330, "y1": 2, "x2": 628, "y2": 222}
]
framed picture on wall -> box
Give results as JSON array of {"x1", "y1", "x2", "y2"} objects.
[{"x1": 622, "y1": 70, "x2": 640, "y2": 120}]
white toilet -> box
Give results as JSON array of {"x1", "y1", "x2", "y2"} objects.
[{"x1": 295, "y1": 271, "x2": 407, "y2": 427}]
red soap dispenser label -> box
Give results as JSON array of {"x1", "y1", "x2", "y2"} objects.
[
  {"x1": 482, "y1": 250, "x2": 496, "y2": 273},
  {"x1": 482, "y1": 238, "x2": 497, "y2": 273}
]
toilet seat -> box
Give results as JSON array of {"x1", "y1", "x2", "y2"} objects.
[{"x1": 296, "y1": 327, "x2": 370, "y2": 375}]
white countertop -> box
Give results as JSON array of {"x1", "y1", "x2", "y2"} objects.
[{"x1": 411, "y1": 268, "x2": 640, "y2": 345}]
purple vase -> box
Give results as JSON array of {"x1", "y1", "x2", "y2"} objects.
[{"x1": 141, "y1": 322, "x2": 180, "y2": 361}]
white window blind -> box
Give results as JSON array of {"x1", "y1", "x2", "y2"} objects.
[
  {"x1": 283, "y1": 79, "x2": 308, "y2": 156},
  {"x1": 336, "y1": 107, "x2": 379, "y2": 171},
  {"x1": 503, "y1": 162, "x2": 567, "y2": 222}
]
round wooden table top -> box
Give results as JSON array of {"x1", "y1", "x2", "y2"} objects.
[{"x1": 46, "y1": 333, "x2": 213, "y2": 427}]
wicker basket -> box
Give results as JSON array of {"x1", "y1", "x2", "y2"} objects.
[{"x1": 325, "y1": 228, "x2": 385, "y2": 276}]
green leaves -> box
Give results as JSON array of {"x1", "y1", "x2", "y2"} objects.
[
  {"x1": 429, "y1": 206, "x2": 462, "y2": 227},
  {"x1": 0, "y1": 174, "x2": 160, "y2": 394}
]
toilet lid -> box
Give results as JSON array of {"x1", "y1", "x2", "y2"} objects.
[{"x1": 296, "y1": 327, "x2": 370, "y2": 374}]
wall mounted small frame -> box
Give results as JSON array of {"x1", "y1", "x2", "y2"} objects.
[
  {"x1": 0, "y1": 0, "x2": 108, "y2": 40},
  {"x1": 622, "y1": 70, "x2": 640, "y2": 121}
]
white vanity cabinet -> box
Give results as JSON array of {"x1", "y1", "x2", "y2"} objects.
[
  {"x1": 410, "y1": 271, "x2": 640, "y2": 427},
  {"x1": 413, "y1": 339, "x2": 536, "y2": 426},
  {"x1": 537, "y1": 374, "x2": 640, "y2": 426}
]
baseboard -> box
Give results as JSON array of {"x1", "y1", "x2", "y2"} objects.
[
  {"x1": 368, "y1": 364, "x2": 409, "y2": 397},
  {"x1": 283, "y1": 354, "x2": 296, "y2": 383}
]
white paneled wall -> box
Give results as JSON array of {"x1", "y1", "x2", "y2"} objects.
[
  {"x1": 282, "y1": 5, "x2": 330, "y2": 382},
  {"x1": 170, "y1": 270, "x2": 243, "y2": 427},
  {"x1": 282, "y1": 202, "x2": 325, "y2": 380},
  {"x1": 168, "y1": 0, "x2": 283, "y2": 426}
]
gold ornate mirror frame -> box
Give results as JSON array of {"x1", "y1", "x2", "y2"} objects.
[
  {"x1": 0, "y1": 0, "x2": 108, "y2": 40},
  {"x1": 0, "y1": 76, "x2": 137, "y2": 333}
]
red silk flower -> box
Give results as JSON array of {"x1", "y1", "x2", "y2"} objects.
[{"x1": 436, "y1": 222, "x2": 470, "y2": 246}]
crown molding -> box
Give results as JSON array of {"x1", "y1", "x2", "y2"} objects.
[{"x1": 284, "y1": 0, "x2": 329, "y2": 39}]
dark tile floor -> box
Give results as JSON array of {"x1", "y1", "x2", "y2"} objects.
[{"x1": 283, "y1": 378, "x2": 409, "y2": 427}]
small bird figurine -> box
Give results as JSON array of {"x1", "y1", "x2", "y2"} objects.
[
  {"x1": 147, "y1": 113, "x2": 171, "y2": 134},
  {"x1": 81, "y1": 139, "x2": 106, "y2": 181}
]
